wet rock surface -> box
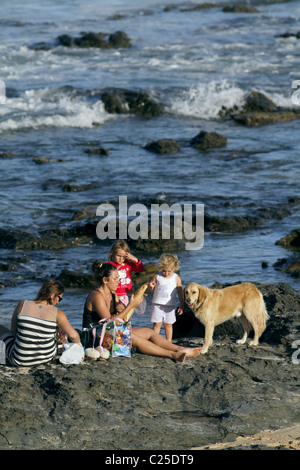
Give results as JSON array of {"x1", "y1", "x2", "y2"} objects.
[
  {"x1": 0, "y1": 282, "x2": 299, "y2": 450},
  {"x1": 190, "y1": 131, "x2": 227, "y2": 150},
  {"x1": 144, "y1": 139, "x2": 181, "y2": 154},
  {"x1": 57, "y1": 31, "x2": 131, "y2": 49},
  {"x1": 274, "y1": 229, "x2": 300, "y2": 278},
  {"x1": 220, "y1": 90, "x2": 300, "y2": 126},
  {"x1": 101, "y1": 88, "x2": 164, "y2": 117}
]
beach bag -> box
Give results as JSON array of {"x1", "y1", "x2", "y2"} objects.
[
  {"x1": 80, "y1": 318, "x2": 108, "y2": 350},
  {"x1": 100, "y1": 318, "x2": 132, "y2": 358},
  {"x1": 80, "y1": 328, "x2": 99, "y2": 349}
]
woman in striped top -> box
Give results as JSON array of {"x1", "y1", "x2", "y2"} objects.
[{"x1": 0, "y1": 279, "x2": 80, "y2": 367}]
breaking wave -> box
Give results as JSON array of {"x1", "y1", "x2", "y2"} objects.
[
  {"x1": 0, "y1": 86, "x2": 115, "y2": 133},
  {"x1": 167, "y1": 80, "x2": 294, "y2": 119}
]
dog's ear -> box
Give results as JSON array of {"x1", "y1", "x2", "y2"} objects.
[{"x1": 195, "y1": 285, "x2": 206, "y2": 308}]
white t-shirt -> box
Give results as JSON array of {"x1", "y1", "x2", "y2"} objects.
[{"x1": 152, "y1": 272, "x2": 178, "y2": 307}]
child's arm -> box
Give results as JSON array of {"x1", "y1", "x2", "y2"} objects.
[
  {"x1": 125, "y1": 252, "x2": 145, "y2": 272},
  {"x1": 176, "y1": 276, "x2": 184, "y2": 315},
  {"x1": 115, "y1": 294, "x2": 126, "y2": 313},
  {"x1": 148, "y1": 274, "x2": 157, "y2": 290}
]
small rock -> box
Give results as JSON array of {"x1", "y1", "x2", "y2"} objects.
[
  {"x1": 101, "y1": 88, "x2": 164, "y2": 117},
  {"x1": 276, "y1": 229, "x2": 300, "y2": 248},
  {"x1": 223, "y1": 5, "x2": 259, "y2": 13},
  {"x1": 84, "y1": 147, "x2": 109, "y2": 156},
  {"x1": 144, "y1": 139, "x2": 181, "y2": 154},
  {"x1": 190, "y1": 131, "x2": 227, "y2": 149},
  {"x1": 242, "y1": 91, "x2": 276, "y2": 113},
  {"x1": 57, "y1": 31, "x2": 131, "y2": 49}
]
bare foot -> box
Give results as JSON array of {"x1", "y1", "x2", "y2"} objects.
[
  {"x1": 181, "y1": 347, "x2": 202, "y2": 357},
  {"x1": 171, "y1": 351, "x2": 187, "y2": 363}
]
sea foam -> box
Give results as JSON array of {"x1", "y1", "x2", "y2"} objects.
[
  {"x1": 168, "y1": 80, "x2": 245, "y2": 119},
  {"x1": 168, "y1": 80, "x2": 295, "y2": 119},
  {"x1": 0, "y1": 87, "x2": 114, "y2": 132}
]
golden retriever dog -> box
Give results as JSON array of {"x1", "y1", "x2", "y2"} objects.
[{"x1": 184, "y1": 282, "x2": 269, "y2": 354}]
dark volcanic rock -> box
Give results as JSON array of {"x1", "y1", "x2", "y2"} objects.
[
  {"x1": 190, "y1": 131, "x2": 227, "y2": 149},
  {"x1": 84, "y1": 147, "x2": 109, "y2": 156},
  {"x1": 0, "y1": 200, "x2": 294, "y2": 254},
  {"x1": 57, "y1": 31, "x2": 131, "y2": 49},
  {"x1": 279, "y1": 31, "x2": 300, "y2": 39},
  {"x1": 101, "y1": 88, "x2": 164, "y2": 117},
  {"x1": 57, "y1": 270, "x2": 96, "y2": 289},
  {"x1": 273, "y1": 257, "x2": 300, "y2": 278},
  {"x1": 0, "y1": 222, "x2": 98, "y2": 251},
  {"x1": 242, "y1": 91, "x2": 276, "y2": 113},
  {"x1": 220, "y1": 90, "x2": 300, "y2": 126},
  {"x1": 144, "y1": 139, "x2": 181, "y2": 154},
  {"x1": 276, "y1": 229, "x2": 300, "y2": 249},
  {"x1": 223, "y1": 5, "x2": 259, "y2": 13},
  {"x1": 204, "y1": 213, "x2": 263, "y2": 232},
  {"x1": 233, "y1": 110, "x2": 300, "y2": 127},
  {"x1": 274, "y1": 229, "x2": 300, "y2": 278},
  {"x1": 0, "y1": 282, "x2": 299, "y2": 450},
  {"x1": 203, "y1": 203, "x2": 292, "y2": 233}
]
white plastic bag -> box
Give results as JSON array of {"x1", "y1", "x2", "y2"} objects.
[
  {"x1": 59, "y1": 343, "x2": 84, "y2": 365},
  {"x1": 135, "y1": 297, "x2": 147, "y2": 315}
]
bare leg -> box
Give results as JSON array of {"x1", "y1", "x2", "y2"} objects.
[
  {"x1": 152, "y1": 322, "x2": 162, "y2": 335},
  {"x1": 164, "y1": 323, "x2": 173, "y2": 343},
  {"x1": 132, "y1": 327, "x2": 202, "y2": 361}
]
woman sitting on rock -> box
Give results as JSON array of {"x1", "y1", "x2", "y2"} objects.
[
  {"x1": 82, "y1": 261, "x2": 201, "y2": 362},
  {"x1": 0, "y1": 279, "x2": 80, "y2": 367}
]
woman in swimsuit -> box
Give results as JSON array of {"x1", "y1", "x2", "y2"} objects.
[{"x1": 0, "y1": 279, "x2": 80, "y2": 367}]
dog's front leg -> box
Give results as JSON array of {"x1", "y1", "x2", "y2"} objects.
[{"x1": 201, "y1": 321, "x2": 214, "y2": 354}]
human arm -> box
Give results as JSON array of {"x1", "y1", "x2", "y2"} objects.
[
  {"x1": 148, "y1": 274, "x2": 157, "y2": 290},
  {"x1": 176, "y1": 276, "x2": 184, "y2": 315},
  {"x1": 115, "y1": 293, "x2": 126, "y2": 313},
  {"x1": 125, "y1": 253, "x2": 145, "y2": 272},
  {"x1": 57, "y1": 309, "x2": 81, "y2": 344},
  {"x1": 92, "y1": 291, "x2": 143, "y2": 321},
  {"x1": 10, "y1": 300, "x2": 25, "y2": 335}
]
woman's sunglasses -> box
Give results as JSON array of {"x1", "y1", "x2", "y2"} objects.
[{"x1": 56, "y1": 294, "x2": 63, "y2": 302}]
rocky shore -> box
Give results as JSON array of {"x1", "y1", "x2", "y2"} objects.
[
  {"x1": 0, "y1": 282, "x2": 299, "y2": 450},
  {"x1": 0, "y1": 4, "x2": 299, "y2": 452}
]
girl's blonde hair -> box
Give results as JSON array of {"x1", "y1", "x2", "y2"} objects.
[
  {"x1": 157, "y1": 253, "x2": 180, "y2": 272},
  {"x1": 108, "y1": 240, "x2": 131, "y2": 260}
]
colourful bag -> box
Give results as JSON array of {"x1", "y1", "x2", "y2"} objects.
[{"x1": 100, "y1": 318, "x2": 132, "y2": 358}]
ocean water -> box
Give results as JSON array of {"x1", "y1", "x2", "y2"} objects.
[{"x1": 0, "y1": 0, "x2": 299, "y2": 330}]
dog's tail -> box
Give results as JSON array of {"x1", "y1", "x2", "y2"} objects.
[{"x1": 259, "y1": 292, "x2": 269, "y2": 334}]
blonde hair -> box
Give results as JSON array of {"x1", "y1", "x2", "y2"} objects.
[
  {"x1": 157, "y1": 253, "x2": 180, "y2": 272},
  {"x1": 108, "y1": 240, "x2": 131, "y2": 260}
]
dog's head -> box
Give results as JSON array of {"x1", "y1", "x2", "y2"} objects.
[{"x1": 184, "y1": 282, "x2": 207, "y2": 311}]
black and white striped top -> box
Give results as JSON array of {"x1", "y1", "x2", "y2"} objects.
[{"x1": 4, "y1": 301, "x2": 57, "y2": 367}]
